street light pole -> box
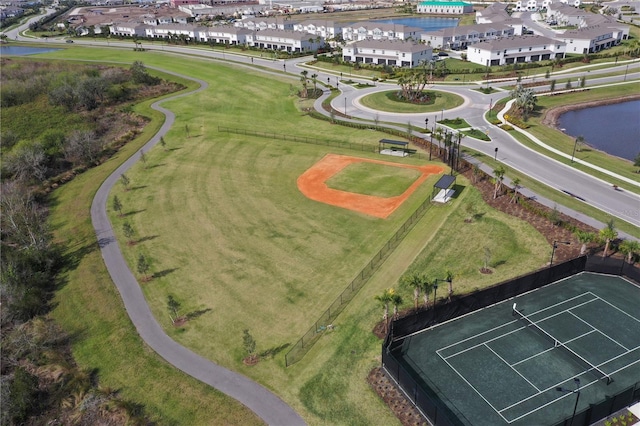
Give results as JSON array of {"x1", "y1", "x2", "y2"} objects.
[
  {"x1": 550, "y1": 240, "x2": 571, "y2": 266},
  {"x1": 494, "y1": 147, "x2": 498, "y2": 161},
  {"x1": 571, "y1": 137, "x2": 579, "y2": 163},
  {"x1": 556, "y1": 378, "x2": 581, "y2": 426}
]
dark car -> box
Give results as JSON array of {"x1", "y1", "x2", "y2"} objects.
[
  {"x1": 66, "y1": 39, "x2": 74, "y2": 43},
  {"x1": 437, "y1": 51, "x2": 448, "y2": 57}
]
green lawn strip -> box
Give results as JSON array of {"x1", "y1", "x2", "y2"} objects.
[
  {"x1": 438, "y1": 117, "x2": 471, "y2": 129},
  {"x1": 462, "y1": 128, "x2": 491, "y2": 141},
  {"x1": 359, "y1": 90, "x2": 464, "y2": 113},
  {"x1": 460, "y1": 146, "x2": 640, "y2": 238},
  {"x1": 326, "y1": 162, "x2": 422, "y2": 197},
  {"x1": 47, "y1": 81, "x2": 263, "y2": 425}
]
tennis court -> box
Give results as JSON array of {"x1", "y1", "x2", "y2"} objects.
[{"x1": 392, "y1": 272, "x2": 640, "y2": 425}]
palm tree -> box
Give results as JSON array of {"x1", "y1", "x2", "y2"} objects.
[
  {"x1": 374, "y1": 288, "x2": 394, "y2": 334},
  {"x1": 575, "y1": 230, "x2": 595, "y2": 255},
  {"x1": 619, "y1": 239, "x2": 639, "y2": 264},
  {"x1": 311, "y1": 73, "x2": 318, "y2": 94},
  {"x1": 510, "y1": 177, "x2": 521, "y2": 203},
  {"x1": 420, "y1": 277, "x2": 435, "y2": 308},
  {"x1": 390, "y1": 293, "x2": 403, "y2": 320},
  {"x1": 599, "y1": 220, "x2": 618, "y2": 258},
  {"x1": 300, "y1": 70, "x2": 309, "y2": 98},
  {"x1": 400, "y1": 273, "x2": 423, "y2": 310},
  {"x1": 493, "y1": 166, "x2": 506, "y2": 199}
]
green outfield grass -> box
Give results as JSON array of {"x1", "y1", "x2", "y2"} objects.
[
  {"x1": 326, "y1": 162, "x2": 421, "y2": 197},
  {"x1": 40, "y1": 45, "x2": 560, "y2": 425},
  {"x1": 359, "y1": 89, "x2": 464, "y2": 113}
]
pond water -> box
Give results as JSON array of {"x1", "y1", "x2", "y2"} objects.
[
  {"x1": 558, "y1": 100, "x2": 640, "y2": 161},
  {"x1": 0, "y1": 45, "x2": 61, "y2": 56},
  {"x1": 372, "y1": 17, "x2": 459, "y2": 32}
]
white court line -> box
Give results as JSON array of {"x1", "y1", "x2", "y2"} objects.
[
  {"x1": 437, "y1": 293, "x2": 595, "y2": 354},
  {"x1": 512, "y1": 329, "x2": 597, "y2": 367},
  {"x1": 441, "y1": 297, "x2": 598, "y2": 360},
  {"x1": 568, "y1": 311, "x2": 630, "y2": 351},
  {"x1": 593, "y1": 294, "x2": 640, "y2": 324},
  {"x1": 503, "y1": 352, "x2": 640, "y2": 423},
  {"x1": 434, "y1": 289, "x2": 640, "y2": 423},
  {"x1": 485, "y1": 344, "x2": 541, "y2": 392},
  {"x1": 438, "y1": 352, "x2": 511, "y2": 423}
]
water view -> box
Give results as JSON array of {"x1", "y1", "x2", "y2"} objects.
[
  {"x1": 558, "y1": 100, "x2": 640, "y2": 161},
  {"x1": 0, "y1": 45, "x2": 61, "y2": 56},
  {"x1": 373, "y1": 16, "x2": 459, "y2": 32}
]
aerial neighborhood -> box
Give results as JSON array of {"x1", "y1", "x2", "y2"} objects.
[{"x1": 65, "y1": 0, "x2": 629, "y2": 65}]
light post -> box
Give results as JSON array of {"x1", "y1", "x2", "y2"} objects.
[
  {"x1": 344, "y1": 97, "x2": 347, "y2": 115},
  {"x1": 425, "y1": 117, "x2": 429, "y2": 131},
  {"x1": 441, "y1": 108, "x2": 444, "y2": 121},
  {"x1": 433, "y1": 281, "x2": 438, "y2": 315},
  {"x1": 550, "y1": 240, "x2": 571, "y2": 266},
  {"x1": 556, "y1": 378, "x2": 581, "y2": 426},
  {"x1": 283, "y1": 63, "x2": 286, "y2": 72},
  {"x1": 489, "y1": 97, "x2": 493, "y2": 113},
  {"x1": 624, "y1": 64, "x2": 629, "y2": 81},
  {"x1": 571, "y1": 137, "x2": 579, "y2": 163},
  {"x1": 494, "y1": 147, "x2": 498, "y2": 161}
]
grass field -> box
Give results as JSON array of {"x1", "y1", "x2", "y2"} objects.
[
  {"x1": 326, "y1": 162, "x2": 422, "y2": 197},
  {"x1": 359, "y1": 89, "x2": 465, "y2": 113},
  {"x1": 40, "y1": 45, "x2": 556, "y2": 425}
]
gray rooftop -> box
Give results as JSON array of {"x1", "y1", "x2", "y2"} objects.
[
  {"x1": 352, "y1": 39, "x2": 432, "y2": 53},
  {"x1": 474, "y1": 35, "x2": 564, "y2": 50}
]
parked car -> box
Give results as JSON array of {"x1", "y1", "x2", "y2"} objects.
[
  {"x1": 437, "y1": 51, "x2": 449, "y2": 57},
  {"x1": 66, "y1": 39, "x2": 74, "y2": 43}
]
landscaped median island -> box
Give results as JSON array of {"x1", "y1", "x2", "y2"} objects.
[
  {"x1": 359, "y1": 89, "x2": 464, "y2": 113},
  {"x1": 9, "y1": 45, "x2": 633, "y2": 426}
]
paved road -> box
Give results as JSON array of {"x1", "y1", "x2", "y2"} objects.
[{"x1": 7, "y1": 10, "x2": 306, "y2": 425}]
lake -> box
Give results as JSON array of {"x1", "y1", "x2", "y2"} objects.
[
  {"x1": 0, "y1": 45, "x2": 61, "y2": 56},
  {"x1": 558, "y1": 100, "x2": 640, "y2": 161},
  {"x1": 373, "y1": 17, "x2": 459, "y2": 32}
]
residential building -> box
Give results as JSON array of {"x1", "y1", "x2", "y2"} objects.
[
  {"x1": 109, "y1": 22, "x2": 148, "y2": 37},
  {"x1": 197, "y1": 26, "x2": 252, "y2": 44},
  {"x1": 474, "y1": 2, "x2": 524, "y2": 34},
  {"x1": 546, "y1": 3, "x2": 590, "y2": 26},
  {"x1": 421, "y1": 22, "x2": 515, "y2": 50},
  {"x1": 466, "y1": 35, "x2": 565, "y2": 65},
  {"x1": 234, "y1": 16, "x2": 295, "y2": 31},
  {"x1": 246, "y1": 29, "x2": 323, "y2": 52},
  {"x1": 143, "y1": 23, "x2": 198, "y2": 39},
  {"x1": 560, "y1": 24, "x2": 627, "y2": 54},
  {"x1": 417, "y1": 1, "x2": 473, "y2": 15},
  {"x1": 342, "y1": 39, "x2": 433, "y2": 68},
  {"x1": 342, "y1": 22, "x2": 422, "y2": 42},
  {"x1": 293, "y1": 19, "x2": 342, "y2": 40}
]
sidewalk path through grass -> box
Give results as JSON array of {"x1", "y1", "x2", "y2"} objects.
[{"x1": 90, "y1": 70, "x2": 306, "y2": 426}]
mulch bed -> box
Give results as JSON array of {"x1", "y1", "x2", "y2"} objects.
[{"x1": 366, "y1": 163, "x2": 605, "y2": 425}]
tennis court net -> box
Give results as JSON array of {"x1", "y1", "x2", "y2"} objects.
[{"x1": 512, "y1": 305, "x2": 612, "y2": 385}]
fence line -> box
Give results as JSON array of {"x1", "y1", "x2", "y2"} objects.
[{"x1": 217, "y1": 126, "x2": 457, "y2": 366}]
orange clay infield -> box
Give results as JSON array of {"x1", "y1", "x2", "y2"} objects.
[{"x1": 297, "y1": 154, "x2": 445, "y2": 219}]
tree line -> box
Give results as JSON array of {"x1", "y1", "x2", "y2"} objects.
[{"x1": 0, "y1": 59, "x2": 173, "y2": 425}]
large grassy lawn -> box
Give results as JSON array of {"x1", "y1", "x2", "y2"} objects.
[{"x1": 42, "y1": 45, "x2": 552, "y2": 425}]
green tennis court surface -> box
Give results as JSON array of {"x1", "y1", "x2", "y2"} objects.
[{"x1": 393, "y1": 272, "x2": 640, "y2": 425}]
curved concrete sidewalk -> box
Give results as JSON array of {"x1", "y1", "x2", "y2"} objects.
[{"x1": 91, "y1": 71, "x2": 305, "y2": 426}]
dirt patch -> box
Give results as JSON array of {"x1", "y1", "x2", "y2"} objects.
[
  {"x1": 297, "y1": 154, "x2": 444, "y2": 218},
  {"x1": 368, "y1": 367, "x2": 428, "y2": 426}
]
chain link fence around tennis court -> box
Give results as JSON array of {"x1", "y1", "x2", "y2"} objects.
[{"x1": 382, "y1": 256, "x2": 640, "y2": 426}]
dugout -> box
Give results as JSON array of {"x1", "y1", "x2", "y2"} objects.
[
  {"x1": 379, "y1": 139, "x2": 417, "y2": 157},
  {"x1": 432, "y1": 174, "x2": 455, "y2": 203}
]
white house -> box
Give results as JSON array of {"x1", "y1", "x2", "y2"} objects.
[
  {"x1": 476, "y1": 2, "x2": 509, "y2": 24},
  {"x1": 342, "y1": 39, "x2": 433, "y2": 68},
  {"x1": 197, "y1": 26, "x2": 252, "y2": 45},
  {"x1": 417, "y1": 1, "x2": 473, "y2": 15},
  {"x1": 143, "y1": 23, "x2": 197, "y2": 39},
  {"x1": 560, "y1": 24, "x2": 626, "y2": 54},
  {"x1": 293, "y1": 19, "x2": 342, "y2": 40},
  {"x1": 421, "y1": 22, "x2": 515, "y2": 50},
  {"x1": 109, "y1": 22, "x2": 148, "y2": 37},
  {"x1": 246, "y1": 29, "x2": 323, "y2": 52},
  {"x1": 342, "y1": 22, "x2": 422, "y2": 42},
  {"x1": 466, "y1": 35, "x2": 565, "y2": 66},
  {"x1": 234, "y1": 16, "x2": 294, "y2": 31},
  {"x1": 546, "y1": 3, "x2": 590, "y2": 26}
]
